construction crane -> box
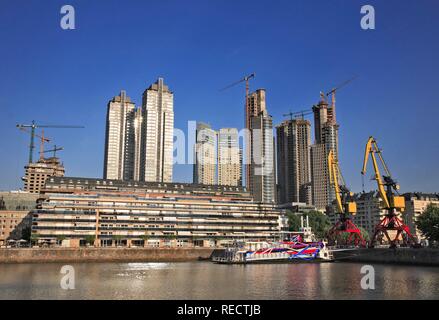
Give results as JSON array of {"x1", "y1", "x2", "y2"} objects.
[
  {"x1": 283, "y1": 109, "x2": 313, "y2": 121},
  {"x1": 327, "y1": 150, "x2": 364, "y2": 246},
  {"x1": 18, "y1": 126, "x2": 51, "y2": 158},
  {"x1": 361, "y1": 136, "x2": 417, "y2": 248},
  {"x1": 220, "y1": 73, "x2": 255, "y2": 127},
  {"x1": 16, "y1": 120, "x2": 84, "y2": 163},
  {"x1": 42, "y1": 145, "x2": 64, "y2": 158},
  {"x1": 220, "y1": 73, "x2": 255, "y2": 96},
  {"x1": 325, "y1": 76, "x2": 357, "y2": 104},
  {"x1": 320, "y1": 76, "x2": 357, "y2": 122},
  {"x1": 220, "y1": 73, "x2": 256, "y2": 188}
]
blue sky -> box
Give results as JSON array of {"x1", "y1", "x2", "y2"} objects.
[{"x1": 0, "y1": 0, "x2": 438, "y2": 193}]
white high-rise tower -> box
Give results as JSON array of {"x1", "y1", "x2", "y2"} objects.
[
  {"x1": 103, "y1": 90, "x2": 136, "y2": 181},
  {"x1": 140, "y1": 78, "x2": 174, "y2": 182}
]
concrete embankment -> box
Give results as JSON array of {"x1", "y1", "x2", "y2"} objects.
[
  {"x1": 335, "y1": 248, "x2": 439, "y2": 266},
  {"x1": 0, "y1": 247, "x2": 214, "y2": 264}
]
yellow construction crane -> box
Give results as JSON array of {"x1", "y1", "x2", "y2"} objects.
[
  {"x1": 327, "y1": 150, "x2": 364, "y2": 245},
  {"x1": 361, "y1": 136, "x2": 417, "y2": 247}
]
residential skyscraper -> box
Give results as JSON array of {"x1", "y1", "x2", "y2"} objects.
[
  {"x1": 248, "y1": 93, "x2": 276, "y2": 203},
  {"x1": 245, "y1": 89, "x2": 266, "y2": 188},
  {"x1": 103, "y1": 90, "x2": 136, "y2": 180},
  {"x1": 311, "y1": 97, "x2": 339, "y2": 210},
  {"x1": 276, "y1": 118, "x2": 312, "y2": 205},
  {"x1": 218, "y1": 128, "x2": 242, "y2": 186},
  {"x1": 133, "y1": 107, "x2": 143, "y2": 181},
  {"x1": 139, "y1": 78, "x2": 174, "y2": 183},
  {"x1": 193, "y1": 122, "x2": 217, "y2": 185}
]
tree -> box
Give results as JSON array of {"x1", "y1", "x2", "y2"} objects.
[
  {"x1": 358, "y1": 226, "x2": 370, "y2": 242},
  {"x1": 56, "y1": 235, "x2": 66, "y2": 245},
  {"x1": 112, "y1": 235, "x2": 123, "y2": 246},
  {"x1": 306, "y1": 210, "x2": 332, "y2": 240},
  {"x1": 141, "y1": 234, "x2": 149, "y2": 246},
  {"x1": 416, "y1": 204, "x2": 439, "y2": 242},
  {"x1": 333, "y1": 226, "x2": 370, "y2": 244},
  {"x1": 286, "y1": 210, "x2": 332, "y2": 240},
  {"x1": 21, "y1": 226, "x2": 31, "y2": 242},
  {"x1": 85, "y1": 235, "x2": 95, "y2": 246},
  {"x1": 286, "y1": 210, "x2": 301, "y2": 231},
  {"x1": 30, "y1": 233, "x2": 39, "y2": 246}
]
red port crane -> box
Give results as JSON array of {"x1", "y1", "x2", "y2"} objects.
[
  {"x1": 327, "y1": 150, "x2": 364, "y2": 246},
  {"x1": 361, "y1": 136, "x2": 417, "y2": 248}
]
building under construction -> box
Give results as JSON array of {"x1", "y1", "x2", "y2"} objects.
[
  {"x1": 276, "y1": 118, "x2": 312, "y2": 205},
  {"x1": 311, "y1": 97, "x2": 339, "y2": 210},
  {"x1": 22, "y1": 157, "x2": 65, "y2": 194},
  {"x1": 247, "y1": 89, "x2": 276, "y2": 204}
]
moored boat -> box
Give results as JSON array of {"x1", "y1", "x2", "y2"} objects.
[{"x1": 212, "y1": 240, "x2": 334, "y2": 264}]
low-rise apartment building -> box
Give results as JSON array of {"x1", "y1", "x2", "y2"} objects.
[
  {"x1": 0, "y1": 191, "x2": 38, "y2": 245},
  {"x1": 32, "y1": 177, "x2": 287, "y2": 247},
  {"x1": 403, "y1": 193, "x2": 439, "y2": 241}
]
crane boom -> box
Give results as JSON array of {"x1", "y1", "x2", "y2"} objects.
[
  {"x1": 361, "y1": 136, "x2": 391, "y2": 208},
  {"x1": 325, "y1": 76, "x2": 358, "y2": 96},
  {"x1": 328, "y1": 150, "x2": 356, "y2": 215},
  {"x1": 43, "y1": 145, "x2": 64, "y2": 158},
  {"x1": 282, "y1": 109, "x2": 313, "y2": 121},
  {"x1": 328, "y1": 150, "x2": 344, "y2": 213},
  {"x1": 220, "y1": 73, "x2": 255, "y2": 92}
]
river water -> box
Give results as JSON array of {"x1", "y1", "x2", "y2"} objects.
[{"x1": 0, "y1": 262, "x2": 438, "y2": 299}]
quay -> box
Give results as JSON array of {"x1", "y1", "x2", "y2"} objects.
[
  {"x1": 0, "y1": 247, "x2": 214, "y2": 264},
  {"x1": 332, "y1": 247, "x2": 439, "y2": 266},
  {"x1": 2, "y1": 246, "x2": 439, "y2": 266}
]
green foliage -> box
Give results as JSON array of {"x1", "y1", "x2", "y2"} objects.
[
  {"x1": 30, "y1": 233, "x2": 39, "y2": 245},
  {"x1": 164, "y1": 233, "x2": 177, "y2": 240},
  {"x1": 286, "y1": 211, "x2": 301, "y2": 231},
  {"x1": 85, "y1": 235, "x2": 95, "y2": 245},
  {"x1": 333, "y1": 226, "x2": 369, "y2": 244},
  {"x1": 286, "y1": 210, "x2": 332, "y2": 240},
  {"x1": 21, "y1": 227, "x2": 31, "y2": 241},
  {"x1": 306, "y1": 210, "x2": 332, "y2": 240},
  {"x1": 416, "y1": 204, "x2": 439, "y2": 242},
  {"x1": 112, "y1": 234, "x2": 123, "y2": 246},
  {"x1": 358, "y1": 226, "x2": 370, "y2": 242}
]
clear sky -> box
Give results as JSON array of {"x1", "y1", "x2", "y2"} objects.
[{"x1": 0, "y1": 0, "x2": 438, "y2": 193}]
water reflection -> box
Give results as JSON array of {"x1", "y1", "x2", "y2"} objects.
[{"x1": 0, "y1": 262, "x2": 438, "y2": 300}]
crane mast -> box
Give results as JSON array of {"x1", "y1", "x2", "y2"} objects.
[{"x1": 361, "y1": 136, "x2": 417, "y2": 248}]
